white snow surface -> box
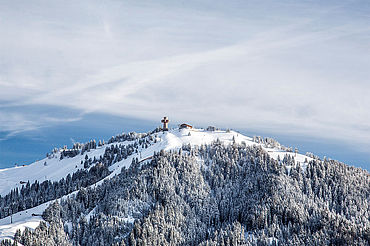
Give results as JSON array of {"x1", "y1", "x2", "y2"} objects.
[
  {"x1": 0, "y1": 127, "x2": 313, "y2": 241},
  {"x1": 0, "y1": 144, "x2": 110, "y2": 196},
  {"x1": 0, "y1": 202, "x2": 50, "y2": 242}
]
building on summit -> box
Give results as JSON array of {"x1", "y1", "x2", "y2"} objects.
[
  {"x1": 179, "y1": 123, "x2": 193, "y2": 129},
  {"x1": 206, "y1": 126, "x2": 217, "y2": 131}
]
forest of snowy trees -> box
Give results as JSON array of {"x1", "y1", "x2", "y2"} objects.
[
  {"x1": 1, "y1": 139, "x2": 368, "y2": 246},
  {"x1": 0, "y1": 131, "x2": 154, "y2": 220}
]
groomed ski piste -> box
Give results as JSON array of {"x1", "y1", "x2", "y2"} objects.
[{"x1": 0, "y1": 127, "x2": 313, "y2": 242}]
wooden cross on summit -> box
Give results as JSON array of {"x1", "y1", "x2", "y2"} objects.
[{"x1": 161, "y1": 116, "x2": 169, "y2": 131}]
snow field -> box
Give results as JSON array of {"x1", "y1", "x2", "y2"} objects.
[{"x1": 0, "y1": 127, "x2": 314, "y2": 241}]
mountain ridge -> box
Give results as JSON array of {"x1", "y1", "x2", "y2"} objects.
[{"x1": 0, "y1": 127, "x2": 369, "y2": 245}]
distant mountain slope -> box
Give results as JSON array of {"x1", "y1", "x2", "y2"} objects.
[{"x1": 0, "y1": 127, "x2": 369, "y2": 245}]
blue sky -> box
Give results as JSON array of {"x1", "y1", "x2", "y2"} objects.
[{"x1": 0, "y1": 0, "x2": 369, "y2": 170}]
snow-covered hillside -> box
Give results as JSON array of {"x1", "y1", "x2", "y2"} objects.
[
  {"x1": 0, "y1": 127, "x2": 313, "y2": 242},
  {"x1": 0, "y1": 128, "x2": 311, "y2": 196}
]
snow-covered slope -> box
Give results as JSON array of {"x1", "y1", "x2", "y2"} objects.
[
  {"x1": 0, "y1": 128, "x2": 311, "y2": 196},
  {"x1": 0, "y1": 146, "x2": 105, "y2": 196},
  {"x1": 0, "y1": 203, "x2": 50, "y2": 242},
  {"x1": 0, "y1": 127, "x2": 313, "y2": 241}
]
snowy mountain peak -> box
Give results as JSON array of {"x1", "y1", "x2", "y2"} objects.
[
  {"x1": 0, "y1": 126, "x2": 317, "y2": 242},
  {"x1": 0, "y1": 127, "x2": 311, "y2": 197}
]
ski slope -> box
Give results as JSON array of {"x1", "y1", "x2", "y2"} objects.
[
  {"x1": 0, "y1": 140, "x2": 136, "y2": 197},
  {"x1": 0, "y1": 202, "x2": 50, "y2": 242},
  {"x1": 0, "y1": 127, "x2": 313, "y2": 241}
]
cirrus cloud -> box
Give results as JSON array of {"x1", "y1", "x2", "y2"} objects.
[{"x1": 0, "y1": 0, "x2": 369, "y2": 149}]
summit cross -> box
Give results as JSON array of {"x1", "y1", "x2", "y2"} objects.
[{"x1": 161, "y1": 116, "x2": 169, "y2": 131}]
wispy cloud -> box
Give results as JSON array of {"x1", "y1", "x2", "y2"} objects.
[
  {"x1": 0, "y1": 107, "x2": 83, "y2": 140},
  {"x1": 0, "y1": 0, "x2": 369, "y2": 148}
]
